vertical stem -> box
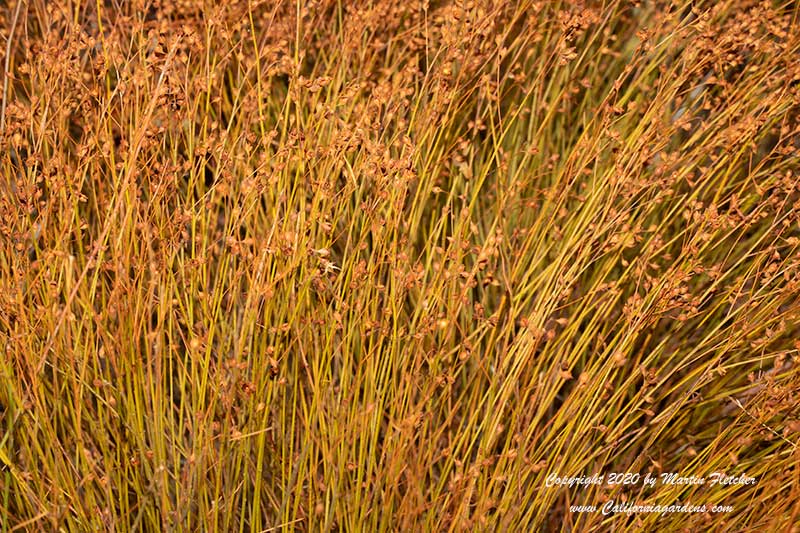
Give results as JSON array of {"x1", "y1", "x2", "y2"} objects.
[{"x1": 1, "y1": 0, "x2": 24, "y2": 131}]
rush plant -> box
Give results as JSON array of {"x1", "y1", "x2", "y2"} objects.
[{"x1": 1, "y1": 0, "x2": 799, "y2": 531}]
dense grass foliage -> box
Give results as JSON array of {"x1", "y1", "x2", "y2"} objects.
[{"x1": 2, "y1": 0, "x2": 800, "y2": 530}]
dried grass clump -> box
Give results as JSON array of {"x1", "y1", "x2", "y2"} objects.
[{"x1": 1, "y1": 0, "x2": 800, "y2": 531}]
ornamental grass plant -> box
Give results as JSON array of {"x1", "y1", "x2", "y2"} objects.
[{"x1": 1, "y1": 0, "x2": 800, "y2": 531}]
